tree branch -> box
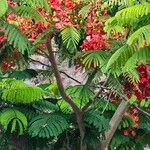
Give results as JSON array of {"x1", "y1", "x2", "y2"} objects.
[{"x1": 97, "y1": 100, "x2": 129, "y2": 150}]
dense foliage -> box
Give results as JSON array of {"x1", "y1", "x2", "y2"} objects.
[{"x1": 0, "y1": 0, "x2": 149, "y2": 150}]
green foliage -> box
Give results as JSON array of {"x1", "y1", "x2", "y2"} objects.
[
  {"x1": 127, "y1": 24, "x2": 150, "y2": 47},
  {"x1": 79, "y1": 4, "x2": 90, "y2": 18},
  {"x1": 66, "y1": 85, "x2": 93, "y2": 105},
  {"x1": 61, "y1": 26, "x2": 80, "y2": 53},
  {"x1": 15, "y1": 5, "x2": 46, "y2": 22},
  {"x1": 32, "y1": 27, "x2": 54, "y2": 49},
  {"x1": 0, "y1": 21, "x2": 31, "y2": 54},
  {"x1": 108, "y1": 0, "x2": 136, "y2": 7},
  {"x1": 32, "y1": 100, "x2": 59, "y2": 113},
  {"x1": 95, "y1": 100, "x2": 117, "y2": 111},
  {"x1": 123, "y1": 47, "x2": 150, "y2": 73},
  {"x1": 29, "y1": 113, "x2": 68, "y2": 138},
  {"x1": 8, "y1": 69, "x2": 38, "y2": 80},
  {"x1": 0, "y1": 108, "x2": 27, "y2": 135},
  {"x1": 109, "y1": 132, "x2": 130, "y2": 150},
  {"x1": 2, "y1": 86, "x2": 45, "y2": 103},
  {"x1": 107, "y1": 75, "x2": 124, "y2": 95},
  {"x1": 1, "y1": 79, "x2": 45, "y2": 103},
  {"x1": 140, "y1": 99, "x2": 150, "y2": 108},
  {"x1": 106, "y1": 45, "x2": 137, "y2": 73},
  {"x1": 107, "y1": 3, "x2": 150, "y2": 26},
  {"x1": 106, "y1": 44, "x2": 140, "y2": 82},
  {"x1": 19, "y1": 0, "x2": 51, "y2": 13},
  {"x1": 0, "y1": 0, "x2": 8, "y2": 18},
  {"x1": 57, "y1": 99, "x2": 73, "y2": 113},
  {"x1": 80, "y1": 51, "x2": 106, "y2": 68},
  {"x1": 84, "y1": 109, "x2": 109, "y2": 131},
  {"x1": 118, "y1": 115, "x2": 134, "y2": 129}
]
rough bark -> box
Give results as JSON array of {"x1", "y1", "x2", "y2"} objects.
[
  {"x1": 46, "y1": 37, "x2": 87, "y2": 150},
  {"x1": 97, "y1": 100, "x2": 129, "y2": 150}
]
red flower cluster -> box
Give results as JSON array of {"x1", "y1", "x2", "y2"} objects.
[
  {"x1": 50, "y1": 0, "x2": 77, "y2": 29},
  {"x1": 80, "y1": 32, "x2": 107, "y2": 51},
  {"x1": 125, "y1": 64, "x2": 150, "y2": 101},
  {"x1": 80, "y1": 3, "x2": 109, "y2": 51},
  {"x1": 123, "y1": 128, "x2": 136, "y2": 137},
  {"x1": 123, "y1": 107, "x2": 139, "y2": 137}
]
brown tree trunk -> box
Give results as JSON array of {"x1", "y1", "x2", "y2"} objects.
[
  {"x1": 46, "y1": 37, "x2": 87, "y2": 150},
  {"x1": 97, "y1": 100, "x2": 129, "y2": 150}
]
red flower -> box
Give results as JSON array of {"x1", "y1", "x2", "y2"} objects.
[
  {"x1": 0, "y1": 36, "x2": 7, "y2": 42},
  {"x1": 123, "y1": 130, "x2": 129, "y2": 136},
  {"x1": 66, "y1": 0, "x2": 76, "y2": 9},
  {"x1": 1, "y1": 62, "x2": 11, "y2": 71},
  {"x1": 134, "y1": 123, "x2": 139, "y2": 128},
  {"x1": 131, "y1": 131, "x2": 136, "y2": 137}
]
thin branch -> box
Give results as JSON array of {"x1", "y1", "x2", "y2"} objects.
[
  {"x1": 59, "y1": 70, "x2": 82, "y2": 84},
  {"x1": 29, "y1": 58, "x2": 50, "y2": 68},
  {"x1": 82, "y1": 77, "x2": 109, "y2": 111},
  {"x1": 29, "y1": 58, "x2": 82, "y2": 84},
  {"x1": 135, "y1": 105, "x2": 150, "y2": 118}
]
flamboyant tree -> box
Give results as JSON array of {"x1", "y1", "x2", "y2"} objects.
[{"x1": 0, "y1": 0, "x2": 150, "y2": 150}]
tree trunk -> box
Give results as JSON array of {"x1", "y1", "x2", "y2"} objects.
[
  {"x1": 46, "y1": 37, "x2": 87, "y2": 150},
  {"x1": 97, "y1": 100, "x2": 129, "y2": 150}
]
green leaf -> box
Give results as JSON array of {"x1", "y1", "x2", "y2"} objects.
[
  {"x1": 1, "y1": 79, "x2": 45, "y2": 103},
  {"x1": 0, "y1": 21, "x2": 31, "y2": 54},
  {"x1": 0, "y1": 0, "x2": 8, "y2": 18},
  {"x1": 15, "y1": 5, "x2": 46, "y2": 22},
  {"x1": 61, "y1": 26, "x2": 80, "y2": 53},
  {"x1": 0, "y1": 108, "x2": 27, "y2": 135},
  {"x1": 129, "y1": 95, "x2": 137, "y2": 104},
  {"x1": 81, "y1": 51, "x2": 106, "y2": 68},
  {"x1": 79, "y1": 4, "x2": 90, "y2": 18},
  {"x1": 140, "y1": 99, "x2": 146, "y2": 107},
  {"x1": 127, "y1": 24, "x2": 150, "y2": 47},
  {"x1": 29, "y1": 113, "x2": 68, "y2": 138}
]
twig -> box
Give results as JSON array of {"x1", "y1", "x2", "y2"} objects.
[
  {"x1": 135, "y1": 105, "x2": 150, "y2": 118},
  {"x1": 60, "y1": 71, "x2": 82, "y2": 84},
  {"x1": 82, "y1": 77, "x2": 109, "y2": 111},
  {"x1": 29, "y1": 58, "x2": 82, "y2": 84},
  {"x1": 29, "y1": 58, "x2": 50, "y2": 68}
]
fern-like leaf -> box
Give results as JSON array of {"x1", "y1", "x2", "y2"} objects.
[
  {"x1": 61, "y1": 26, "x2": 80, "y2": 53},
  {"x1": 79, "y1": 4, "x2": 90, "y2": 18},
  {"x1": 0, "y1": 108, "x2": 27, "y2": 135},
  {"x1": 127, "y1": 24, "x2": 150, "y2": 47},
  {"x1": 66, "y1": 85, "x2": 93, "y2": 105},
  {"x1": 115, "y1": 3, "x2": 150, "y2": 25},
  {"x1": 106, "y1": 45, "x2": 140, "y2": 77},
  {"x1": 29, "y1": 113, "x2": 68, "y2": 138},
  {"x1": 1, "y1": 79, "x2": 45, "y2": 103},
  {"x1": 118, "y1": 115, "x2": 134, "y2": 129},
  {"x1": 0, "y1": 21, "x2": 31, "y2": 54},
  {"x1": 84, "y1": 109, "x2": 109, "y2": 131},
  {"x1": 2, "y1": 86, "x2": 45, "y2": 103},
  {"x1": 32, "y1": 100, "x2": 59, "y2": 113},
  {"x1": 19, "y1": 0, "x2": 51, "y2": 13},
  {"x1": 0, "y1": 0, "x2": 8, "y2": 18},
  {"x1": 123, "y1": 47, "x2": 150, "y2": 72},
  {"x1": 80, "y1": 51, "x2": 106, "y2": 68},
  {"x1": 15, "y1": 6, "x2": 46, "y2": 22}
]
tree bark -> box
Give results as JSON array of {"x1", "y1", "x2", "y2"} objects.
[
  {"x1": 97, "y1": 100, "x2": 129, "y2": 150},
  {"x1": 46, "y1": 37, "x2": 87, "y2": 150}
]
